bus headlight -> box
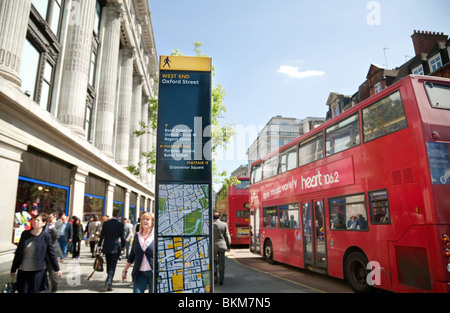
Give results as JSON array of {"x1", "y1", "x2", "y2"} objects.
[
  {"x1": 447, "y1": 263, "x2": 450, "y2": 273},
  {"x1": 443, "y1": 234, "x2": 449, "y2": 245},
  {"x1": 445, "y1": 248, "x2": 450, "y2": 259}
]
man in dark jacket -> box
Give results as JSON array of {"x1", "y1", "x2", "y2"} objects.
[
  {"x1": 213, "y1": 212, "x2": 231, "y2": 285},
  {"x1": 98, "y1": 209, "x2": 125, "y2": 291}
]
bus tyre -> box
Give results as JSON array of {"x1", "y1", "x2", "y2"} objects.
[
  {"x1": 344, "y1": 251, "x2": 372, "y2": 293},
  {"x1": 264, "y1": 240, "x2": 275, "y2": 264}
]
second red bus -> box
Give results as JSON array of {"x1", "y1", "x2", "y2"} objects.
[{"x1": 216, "y1": 177, "x2": 250, "y2": 245}]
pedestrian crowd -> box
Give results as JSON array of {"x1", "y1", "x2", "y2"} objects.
[
  {"x1": 8, "y1": 207, "x2": 233, "y2": 293},
  {"x1": 8, "y1": 207, "x2": 153, "y2": 293}
]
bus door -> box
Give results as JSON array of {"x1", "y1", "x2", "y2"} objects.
[
  {"x1": 302, "y1": 199, "x2": 327, "y2": 270},
  {"x1": 250, "y1": 207, "x2": 261, "y2": 253}
]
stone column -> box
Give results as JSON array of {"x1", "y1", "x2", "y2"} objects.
[
  {"x1": 114, "y1": 47, "x2": 134, "y2": 166},
  {"x1": 0, "y1": 0, "x2": 32, "y2": 86},
  {"x1": 124, "y1": 190, "x2": 131, "y2": 220},
  {"x1": 70, "y1": 167, "x2": 88, "y2": 219},
  {"x1": 105, "y1": 181, "x2": 116, "y2": 217},
  {"x1": 129, "y1": 75, "x2": 143, "y2": 167},
  {"x1": 139, "y1": 97, "x2": 148, "y2": 181},
  {"x1": 58, "y1": 0, "x2": 96, "y2": 136},
  {"x1": 94, "y1": 3, "x2": 122, "y2": 157}
]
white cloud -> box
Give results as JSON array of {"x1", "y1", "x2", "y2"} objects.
[{"x1": 277, "y1": 65, "x2": 325, "y2": 79}]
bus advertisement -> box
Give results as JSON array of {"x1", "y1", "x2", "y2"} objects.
[{"x1": 249, "y1": 75, "x2": 450, "y2": 293}]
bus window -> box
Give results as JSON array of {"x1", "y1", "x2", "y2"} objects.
[
  {"x1": 263, "y1": 156, "x2": 278, "y2": 179},
  {"x1": 279, "y1": 203, "x2": 299, "y2": 229},
  {"x1": 362, "y1": 91, "x2": 408, "y2": 142},
  {"x1": 369, "y1": 190, "x2": 391, "y2": 224},
  {"x1": 236, "y1": 210, "x2": 250, "y2": 218},
  {"x1": 299, "y1": 133, "x2": 323, "y2": 166},
  {"x1": 329, "y1": 194, "x2": 368, "y2": 231},
  {"x1": 278, "y1": 146, "x2": 297, "y2": 174},
  {"x1": 325, "y1": 114, "x2": 360, "y2": 156},
  {"x1": 234, "y1": 180, "x2": 249, "y2": 189},
  {"x1": 424, "y1": 81, "x2": 450, "y2": 109},
  {"x1": 263, "y1": 206, "x2": 278, "y2": 228},
  {"x1": 251, "y1": 164, "x2": 262, "y2": 184}
]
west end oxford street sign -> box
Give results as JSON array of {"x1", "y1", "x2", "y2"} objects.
[{"x1": 155, "y1": 55, "x2": 213, "y2": 293}]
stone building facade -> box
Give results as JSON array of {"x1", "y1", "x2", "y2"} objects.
[{"x1": 0, "y1": 0, "x2": 158, "y2": 264}]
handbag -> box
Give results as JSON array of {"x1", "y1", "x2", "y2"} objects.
[
  {"x1": 87, "y1": 254, "x2": 104, "y2": 281},
  {"x1": 2, "y1": 277, "x2": 16, "y2": 293},
  {"x1": 94, "y1": 254, "x2": 104, "y2": 272}
]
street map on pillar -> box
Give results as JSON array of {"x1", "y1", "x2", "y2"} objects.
[
  {"x1": 156, "y1": 55, "x2": 212, "y2": 293},
  {"x1": 156, "y1": 184, "x2": 211, "y2": 293}
]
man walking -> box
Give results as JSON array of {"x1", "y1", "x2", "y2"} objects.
[
  {"x1": 213, "y1": 212, "x2": 231, "y2": 285},
  {"x1": 98, "y1": 210, "x2": 125, "y2": 291},
  {"x1": 57, "y1": 214, "x2": 72, "y2": 262}
]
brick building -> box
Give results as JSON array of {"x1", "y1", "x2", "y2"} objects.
[{"x1": 327, "y1": 30, "x2": 450, "y2": 118}]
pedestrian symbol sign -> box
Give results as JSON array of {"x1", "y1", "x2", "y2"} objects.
[{"x1": 159, "y1": 55, "x2": 212, "y2": 72}]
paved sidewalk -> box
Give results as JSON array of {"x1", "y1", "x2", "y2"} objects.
[
  {"x1": 1, "y1": 243, "x2": 133, "y2": 293},
  {"x1": 1, "y1": 245, "x2": 319, "y2": 293}
]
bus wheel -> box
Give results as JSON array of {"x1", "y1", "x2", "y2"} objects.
[
  {"x1": 264, "y1": 240, "x2": 274, "y2": 264},
  {"x1": 344, "y1": 251, "x2": 372, "y2": 293}
]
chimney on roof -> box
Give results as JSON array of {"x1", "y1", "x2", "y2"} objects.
[{"x1": 411, "y1": 30, "x2": 448, "y2": 55}]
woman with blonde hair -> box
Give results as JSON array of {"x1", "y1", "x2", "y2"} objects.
[{"x1": 122, "y1": 212, "x2": 154, "y2": 293}]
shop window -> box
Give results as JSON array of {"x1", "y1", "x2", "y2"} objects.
[{"x1": 84, "y1": 194, "x2": 104, "y2": 223}]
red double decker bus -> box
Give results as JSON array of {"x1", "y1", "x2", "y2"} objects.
[
  {"x1": 216, "y1": 177, "x2": 250, "y2": 245},
  {"x1": 249, "y1": 75, "x2": 450, "y2": 293}
]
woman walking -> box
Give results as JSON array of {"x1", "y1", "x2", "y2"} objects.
[
  {"x1": 10, "y1": 213, "x2": 62, "y2": 293},
  {"x1": 72, "y1": 217, "x2": 84, "y2": 259},
  {"x1": 88, "y1": 215, "x2": 101, "y2": 257},
  {"x1": 121, "y1": 212, "x2": 154, "y2": 293}
]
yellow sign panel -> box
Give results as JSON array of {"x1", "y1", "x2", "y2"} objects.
[{"x1": 160, "y1": 55, "x2": 211, "y2": 72}]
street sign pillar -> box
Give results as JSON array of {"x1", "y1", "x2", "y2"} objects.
[{"x1": 155, "y1": 55, "x2": 213, "y2": 293}]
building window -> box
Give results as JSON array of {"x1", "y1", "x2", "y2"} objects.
[
  {"x1": 412, "y1": 64, "x2": 424, "y2": 75},
  {"x1": 31, "y1": 0, "x2": 63, "y2": 37},
  {"x1": 429, "y1": 53, "x2": 443, "y2": 72},
  {"x1": 41, "y1": 61, "x2": 54, "y2": 111},
  {"x1": 94, "y1": 1, "x2": 102, "y2": 35},
  {"x1": 332, "y1": 104, "x2": 339, "y2": 117},
  {"x1": 85, "y1": 1, "x2": 103, "y2": 140},
  {"x1": 84, "y1": 104, "x2": 93, "y2": 142},
  {"x1": 374, "y1": 82, "x2": 382, "y2": 94},
  {"x1": 21, "y1": 1, "x2": 63, "y2": 112},
  {"x1": 20, "y1": 39, "x2": 40, "y2": 99}
]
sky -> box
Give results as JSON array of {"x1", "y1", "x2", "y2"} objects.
[{"x1": 149, "y1": 0, "x2": 450, "y2": 191}]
